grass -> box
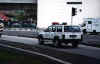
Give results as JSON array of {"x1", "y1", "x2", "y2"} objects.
[{"x1": 0, "y1": 48, "x2": 44, "y2": 64}]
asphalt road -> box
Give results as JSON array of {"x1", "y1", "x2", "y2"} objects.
[
  {"x1": 0, "y1": 35, "x2": 100, "y2": 64},
  {"x1": 0, "y1": 45, "x2": 64, "y2": 64},
  {"x1": 3, "y1": 30, "x2": 100, "y2": 45}
]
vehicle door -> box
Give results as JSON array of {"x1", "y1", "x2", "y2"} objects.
[
  {"x1": 56, "y1": 26, "x2": 63, "y2": 39},
  {"x1": 93, "y1": 20, "x2": 99, "y2": 32},
  {"x1": 49, "y1": 26, "x2": 56, "y2": 39},
  {"x1": 43, "y1": 26, "x2": 52, "y2": 39},
  {"x1": 86, "y1": 21, "x2": 92, "y2": 32}
]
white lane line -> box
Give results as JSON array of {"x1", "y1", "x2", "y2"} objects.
[{"x1": 0, "y1": 43, "x2": 71, "y2": 64}]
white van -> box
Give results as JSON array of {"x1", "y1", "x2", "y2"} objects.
[{"x1": 82, "y1": 18, "x2": 100, "y2": 34}]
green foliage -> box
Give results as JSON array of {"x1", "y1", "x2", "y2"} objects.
[{"x1": 0, "y1": 49, "x2": 42, "y2": 64}]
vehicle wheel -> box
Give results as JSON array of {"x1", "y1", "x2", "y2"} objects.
[
  {"x1": 72, "y1": 41, "x2": 79, "y2": 48},
  {"x1": 53, "y1": 39, "x2": 57, "y2": 46},
  {"x1": 93, "y1": 30, "x2": 97, "y2": 35},
  {"x1": 63, "y1": 40, "x2": 69, "y2": 45},
  {"x1": 0, "y1": 34, "x2": 2, "y2": 38},
  {"x1": 83, "y1": 29, "x2": 87, "y2": 34},
  {"x1": 53, "y1": 36, "x2": 62, "y2": 47},
  {"x1": 57, "y1": 40, "x2": 62, "y2": 47},
  {"x1": 64, "y1": 42, "x2": 69, "y2": 45},
  {"x1": 38, "y1": 37, "x2": 44, "y2": 45},
  {"x1": 53, "y1": 39, "x2": 62, "y2": 47}
]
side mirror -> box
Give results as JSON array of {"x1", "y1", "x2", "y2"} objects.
[{"x1": 81, "y1": 24, "x2": 86, "y2": 27}]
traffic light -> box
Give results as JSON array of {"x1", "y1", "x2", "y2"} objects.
[{"x1": 72, "y1": 7, "x2": 77, "y2": 16}]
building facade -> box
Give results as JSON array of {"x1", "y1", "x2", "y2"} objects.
[{"x1": 0, "y1": 0, "x2": 37, "y2": 28}]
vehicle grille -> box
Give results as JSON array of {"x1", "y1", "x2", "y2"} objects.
[{"x1": 70, "y1": 35, "x2": 77, "y2": 38}]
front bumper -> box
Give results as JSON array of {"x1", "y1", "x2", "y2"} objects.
[{"x1": 61, "y1": 39, "x2": 82, "y2": 42}]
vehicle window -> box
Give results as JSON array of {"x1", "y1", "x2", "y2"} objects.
[
  {"x1": 48, "y1": 26, "x2": 52, "y2": 31},
  {"x1": 44, "y1": 26, "x2": 51, "y2": 32},
  {"x1": 88, "y1": 21, "x2": 92, "y2": 24},
  {"x1": 52, "y1": 26, "x2": 56, "y2": 32},
  {"x1": 57, "y1": 26, "x2": 62, "y2": 32},
  {"x1": 64, "y1": 26, "x2": 81, "y2": 32}
]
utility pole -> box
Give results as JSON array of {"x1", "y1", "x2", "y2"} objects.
[
  {"x1": 71, "y1": 7, "x2": 77, "y2": 25},
  {"x1": 71, "y1": 10, "x2": 73, "y2": 25},
  {"x1": 67, "y1": 1, "x2": 82, "y2": 25}
]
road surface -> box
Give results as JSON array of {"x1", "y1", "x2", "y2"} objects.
[{"x1": 0, "y1": 35, "x2": 100, "y2": 64}]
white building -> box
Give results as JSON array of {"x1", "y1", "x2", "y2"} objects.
[
  {"x1": 38, "y1": 0, "x2": 82, "y2": 28},
  {"x1": 82, "y1": 0, "x2": 100, "y2": 18}
]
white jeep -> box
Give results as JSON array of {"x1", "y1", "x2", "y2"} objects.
[{"x1": 38, "y1": 25, "x2": 83, "y2": 47}]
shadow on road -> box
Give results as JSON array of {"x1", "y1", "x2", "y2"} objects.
[{"x1": 39, "y1": 44, "x2": 74, "y2": 49}]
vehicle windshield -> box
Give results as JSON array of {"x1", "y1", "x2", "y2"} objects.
[{"x1": 64, "y1": 26, "x2": 81, "y2": 32}]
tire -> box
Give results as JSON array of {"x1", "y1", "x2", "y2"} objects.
[
  {"x1": 57, "y1": 40, "x2": 62, "y2": 47},
  {"x1": 0, "y1": 34, "x2": 2, "y2": 38},
  {"x1": 64, "y1": 42, "x2": 69, "y2": 46},
  {"x1": 93, "y1": 30, "x2": 97, "y2": 35},
  {"x1": 38, "y1": 37, "x2": 44, "y2": 45},
  {"x1": 72, "y1": 41, "x2": 79, "y2": 48},
  {"x1": 53, "y1": 39, "x2": 57, "y2": 46},
  {"x1": 53, "y1": 37, "x2": 62, "y2": 47},
  {"x1": 83, "y1": 29, "x2": 87, "y2": 34}
]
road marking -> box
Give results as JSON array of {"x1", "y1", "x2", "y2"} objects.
[{"x1": 0, "y1": 43, "x2": 71, "y2": 64}]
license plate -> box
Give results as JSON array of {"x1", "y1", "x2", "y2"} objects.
[{"x1": 70, "y1": 35, "x2": 76, "y2": 38}]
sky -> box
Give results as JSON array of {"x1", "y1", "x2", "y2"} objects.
[{"x1": 38, "y1": 0, "x2": 100, "y2": 28}]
